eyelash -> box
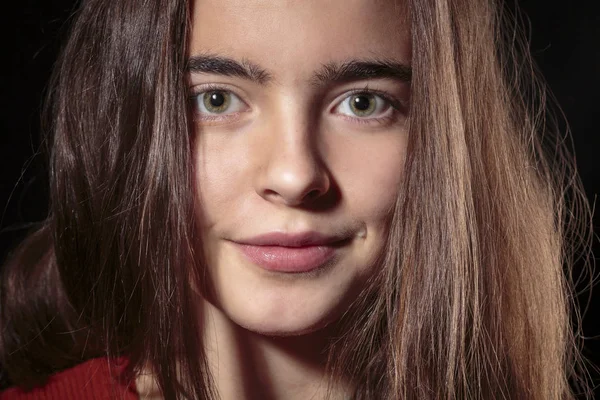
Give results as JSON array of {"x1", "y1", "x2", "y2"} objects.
[
  {"x1": 189, "y1": 83, "x2": 247, "y2": 123},
  {"x1": 335, "y1": 87, "x2": 403, "y2": 126},
  {"x1": 189, "y1": 84, "x2": 405, "y2": 125}
]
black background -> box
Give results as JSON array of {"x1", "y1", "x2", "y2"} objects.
[{"x1": 1, "y1": 0, "x2": 599, "y2": 396}]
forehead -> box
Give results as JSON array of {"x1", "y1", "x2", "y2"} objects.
[{"x1": 189, "y1": 0, "x2": 411, "y2": 80}]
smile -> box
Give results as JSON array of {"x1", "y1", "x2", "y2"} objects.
[
  {"x1": 232, "y1": 231, "x2": 349, "y2": 273},
  {"x1": 236, "y1": 244, "x2": 338, "y2": 273}
]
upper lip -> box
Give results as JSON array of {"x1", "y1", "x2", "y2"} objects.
[{"x1": 234, "y1": 231, "x2": 349, "y2": 247}]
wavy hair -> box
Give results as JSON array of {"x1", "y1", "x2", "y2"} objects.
[{"x1": 0, "y1": 0, "x2": 593, "y2": 399}]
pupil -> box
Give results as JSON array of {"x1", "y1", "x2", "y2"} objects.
[
  {"x1": 353, "y1": 95, "x2": 371, "y2": 111},
  {"x1": 209, "y1": 92, "x2": 225, "y2": 107}
]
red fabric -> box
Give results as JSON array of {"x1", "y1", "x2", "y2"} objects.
[{"x1": 1, "y1": 358, "x2": 138, "y2": 400}]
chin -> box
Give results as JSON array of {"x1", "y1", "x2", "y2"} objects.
[
  {"x1": 202, "y1": 238, "x2": 377, "y2": 339},
  {"x1": 230, "y1": 307, "x2": 340, "y2": 337},
  {"x1": 210, "y1": 284, "x2": 344, "y2": 336},
  {"x1": 206, "y1": 267, "x2": 365, "y2": 338}
]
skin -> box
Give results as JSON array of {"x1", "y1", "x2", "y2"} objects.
[{"x1": 184, "y1": 0, "x2": 411, "y2": 398}]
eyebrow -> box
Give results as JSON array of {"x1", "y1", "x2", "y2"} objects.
[
  {"x1": 311, "y1": 59, "x2": 412, "y2": 86},
  {"x1": 187, "y1": 54, "x2": 273, "y2": 84},
  {"x1": 186, "y1": 54, "x2": 412, "y2": 86}
]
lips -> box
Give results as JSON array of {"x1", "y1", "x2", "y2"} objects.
[{"x1": 232, "y1": 232, "x2": 348, "y2": 273}]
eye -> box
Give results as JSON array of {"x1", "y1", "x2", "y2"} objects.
[
  {"x1": 333, "y1": 92, "x2": 393, "y2": 118},
  {"x1": 193, "y1": 89, "x2": 247, "y2": 116}
]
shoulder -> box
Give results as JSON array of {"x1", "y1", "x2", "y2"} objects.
[{"x1": 0, "y1": 357, "x2": 138, "y2": 400}]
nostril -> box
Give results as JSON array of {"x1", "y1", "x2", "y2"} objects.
[{"x1": 304, "y1": 189, "x2": 323, "y2": 201}]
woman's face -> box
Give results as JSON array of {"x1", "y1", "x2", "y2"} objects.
[{"x1": 191, "y1": 0, "x2": 411, "y2": 335}]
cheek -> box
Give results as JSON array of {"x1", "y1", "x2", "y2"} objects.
[
  {"x1": 194, "y1": 126, "x2": 407, "y2": 230},
  {"x1": 193, "y1": 133, "x2": 249, "y2": 226},
  {"x1": 327, "y1": 132, "x2": 407, "y2": 222}
]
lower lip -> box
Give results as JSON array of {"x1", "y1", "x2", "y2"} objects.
[{"x1": 235, "y1": 244, "x2": 338, "y2": 273}]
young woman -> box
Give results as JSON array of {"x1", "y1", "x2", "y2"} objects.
[{"x1": 0, "y1": 0, "x2": 593, "y2": 399}]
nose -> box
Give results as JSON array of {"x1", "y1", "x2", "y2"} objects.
[{"x1": 255, "y1": 117, "x2": 331, "y2": 207}]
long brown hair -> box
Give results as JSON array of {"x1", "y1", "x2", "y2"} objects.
[{"x1": 0, "y1": 0, "x2": 593, "y2": 399}]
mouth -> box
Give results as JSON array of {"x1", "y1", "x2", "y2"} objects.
[{"x1": 232, "y1": 231, "x2": 350, "y2": 273}]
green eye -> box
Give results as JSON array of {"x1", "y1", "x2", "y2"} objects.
[
  {"x1": 349, "y1": 94, "x2": 376, "y2": 116},
  {"x1": 192, "y1": 88, "x2": 247, "y2": 120},
  {"x1": 334, "y1": 91, "x2": 395, "y2": 121},
  {"x1": 202, "y1": 91, "x2": 231, "y2": 113}
]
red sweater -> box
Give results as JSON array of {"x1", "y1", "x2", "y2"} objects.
[{"x1": 0, "y1": 358, "x2": 138, "y2": 399}]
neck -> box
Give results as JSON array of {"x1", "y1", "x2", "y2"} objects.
[{"x1": 201, "y1": 300, "x2": 349, "y2": 400}]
